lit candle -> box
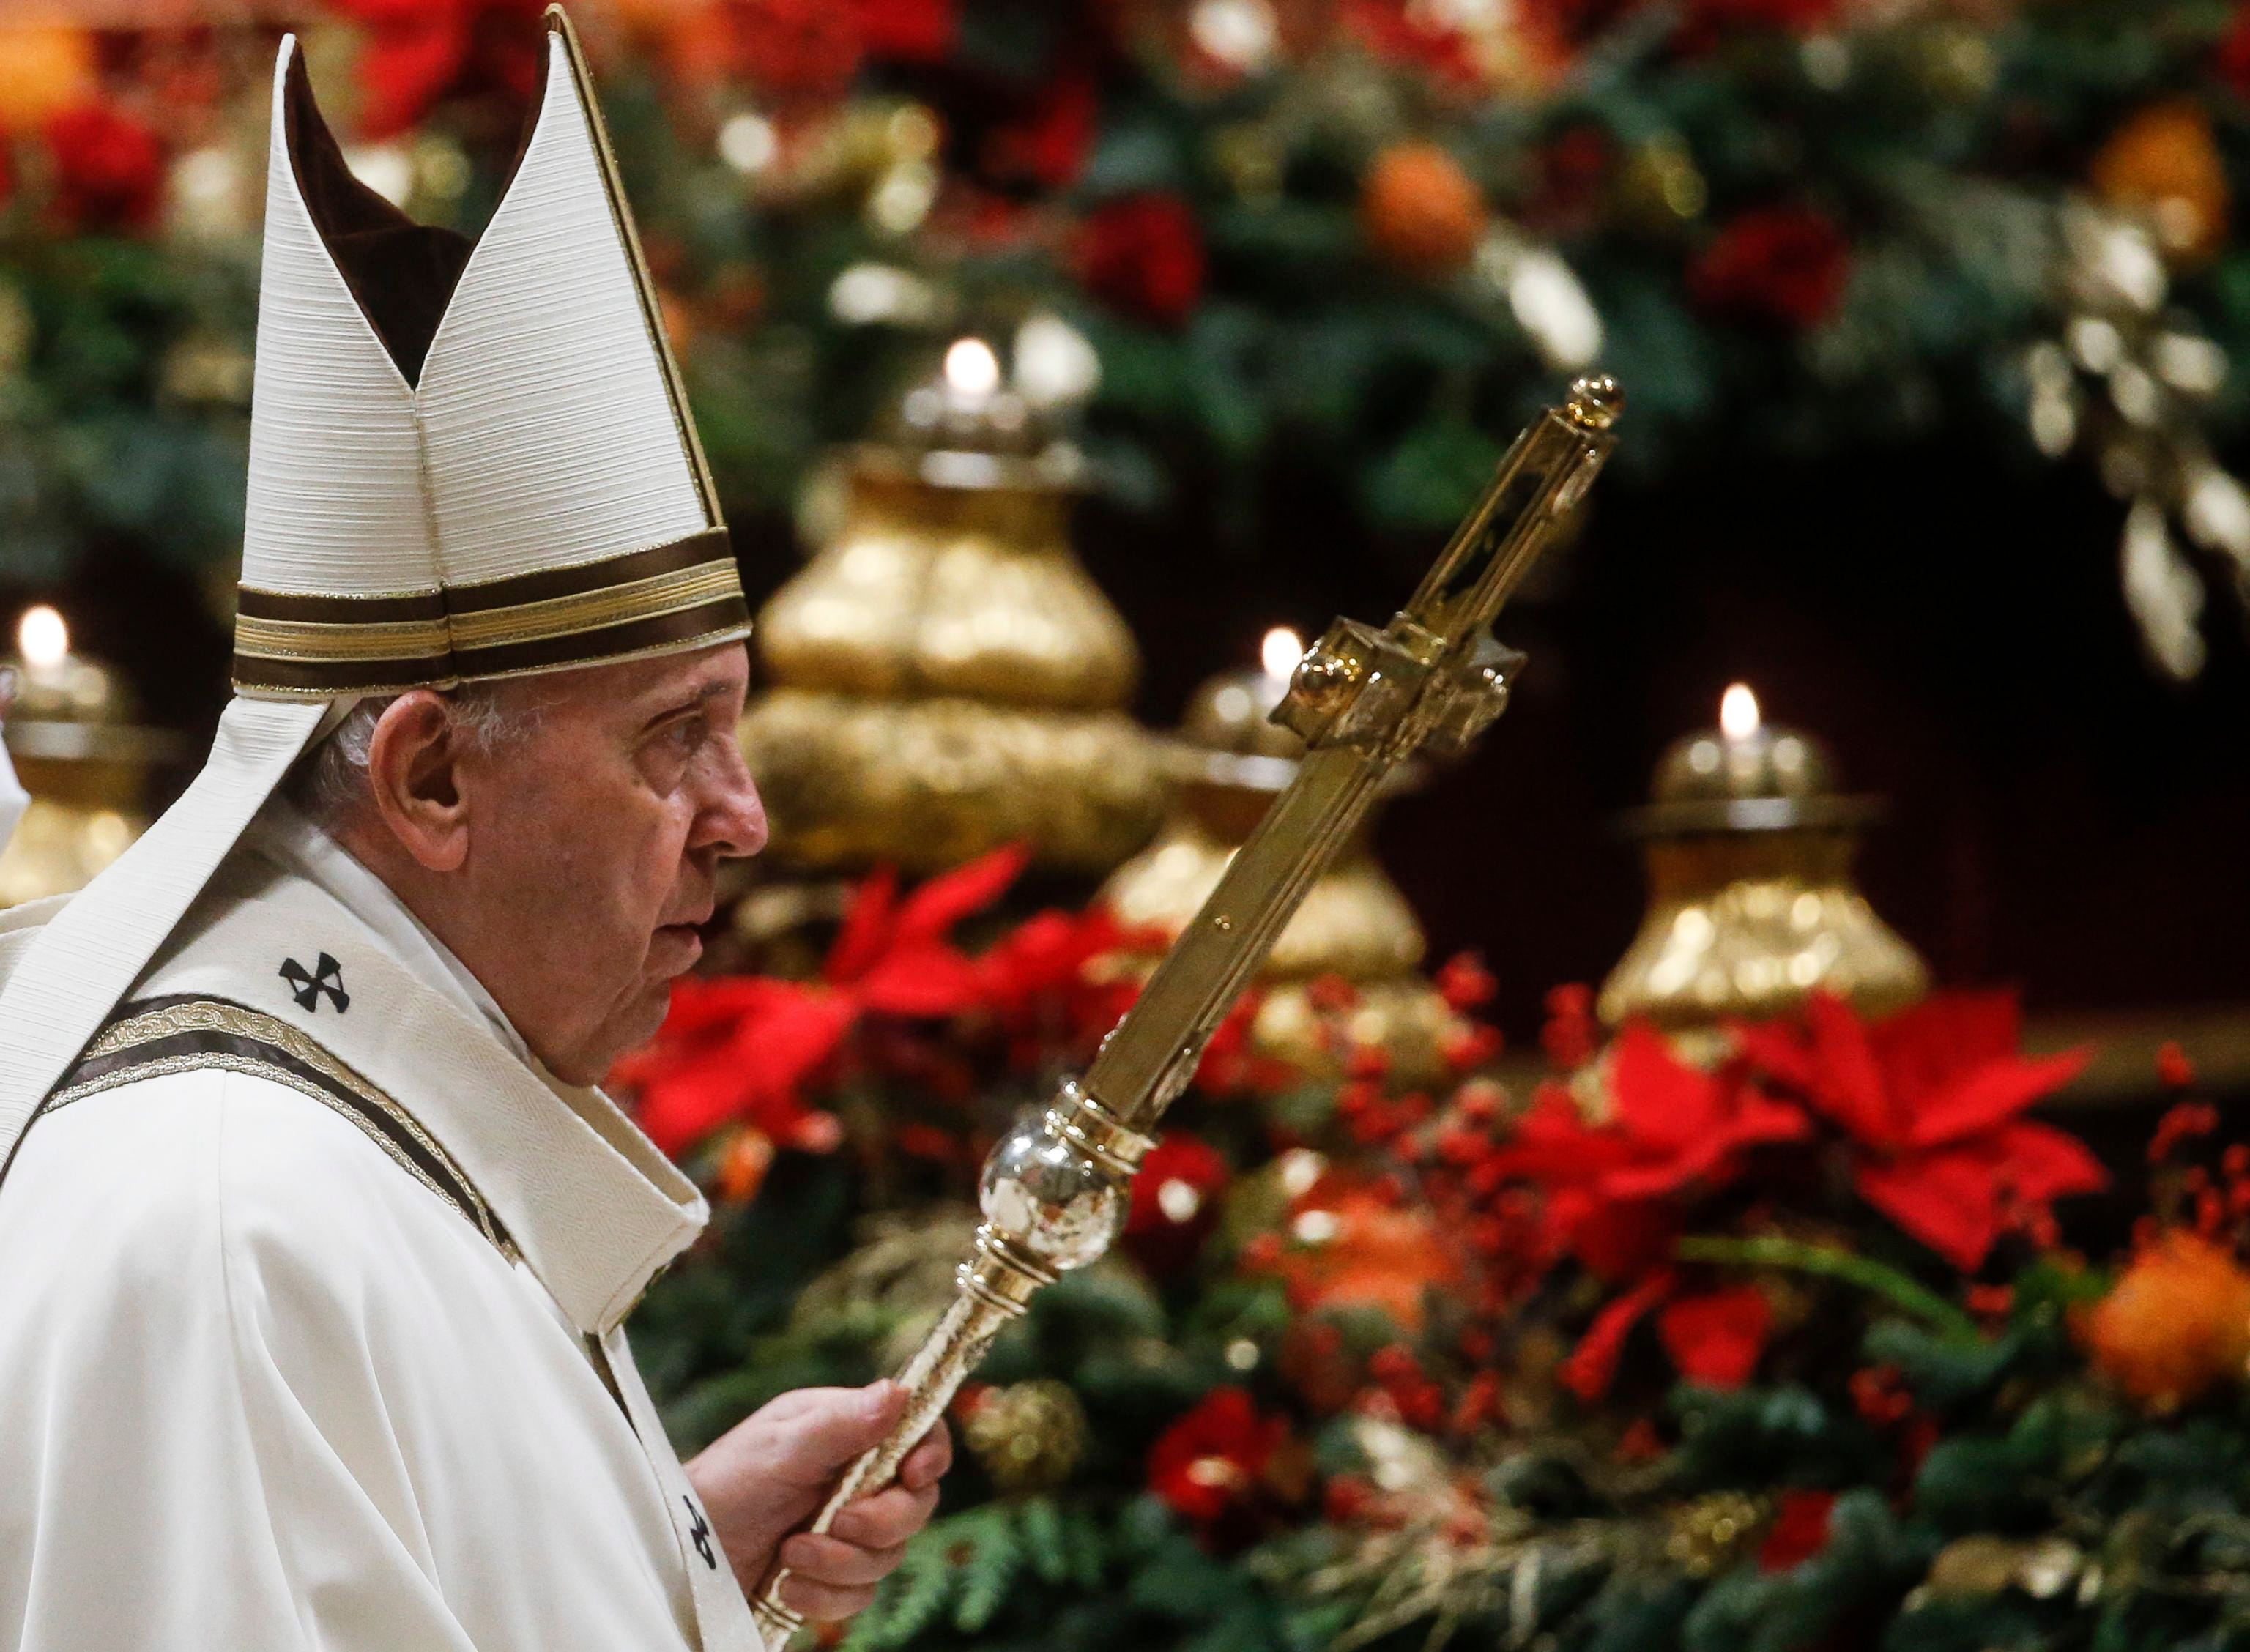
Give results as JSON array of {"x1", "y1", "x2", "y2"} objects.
[
  {"x1": 942, "y1": 336, "x2": 1000, "y2": 400},
  {"x1": 1719, "y1": 680, "x2": 1759, "y2": 741},
  {"x1": 1187, "y1": 625, "x2": 1305, "y2": 748},
  {"x1": 1259, "y1": 625, "x2": 1304, "y2": 694},
  {"x1": 17, "y1": 606, "x2": 68, "y2": 683}
]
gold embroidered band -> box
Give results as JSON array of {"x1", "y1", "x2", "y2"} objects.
[
  {"x1": 230, "y1": 528, "x2": 751, "y2": 698},
  {"x1": 46, "y1": 994, "x2": 517, "y2": 1260}
]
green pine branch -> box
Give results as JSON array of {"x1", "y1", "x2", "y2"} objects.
[{"x1": 838, "y1": 1496, "x2": 1115, "y2": 1651}]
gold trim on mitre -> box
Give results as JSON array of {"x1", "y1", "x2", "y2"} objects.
[{"x1": 231, "y1": 529, "x2": 751, "y2": 699}]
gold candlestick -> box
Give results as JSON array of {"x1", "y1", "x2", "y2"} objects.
[
  {"x1": 740, "y1": 337, "x2": 1163, "y2": 874},
  {"x1": 1597, "y1": 682, "x2": 1928, "y2": 1031},
  {"x1": 0, "y1": 606, "x2": 185, "y2": 908},
  {"x1": 750, "y1": 376, "x2": 1624, "y2": 1646}
]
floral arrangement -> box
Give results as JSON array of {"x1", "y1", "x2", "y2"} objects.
[
  {"x1": 10, "y1": 0, "x2": 2250, "y2": 671},
  {"x1": 617, "y1": 855, "x2": 2250, "y2": 1652}
]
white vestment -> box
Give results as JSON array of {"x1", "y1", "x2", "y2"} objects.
[{"x1": 0, "y1": 814, "x2": 765, "y2": 1652}]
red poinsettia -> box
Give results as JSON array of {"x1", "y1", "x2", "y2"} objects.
[
  {"x1": 1556, "y1": 1265, "x2": 1676, "y2": 1401},
  {"x1": 609, "y1": 974, "x2": 850, "y2": 1163},
  {"x1": 1734, "y1": 991, "x2": 2103, "y2": 1271},
  {"x1": 1760, "y1": 1489, "x2": 1838, "y2": 1571},
  {"x1": 616, "y1": 844, "x2": 1030, "y2": 1156},
  {"x1": 1657, "y1": 1284, "x2": 1772, "y2": 1389},
  {"x1": 975, "y1": 903, "x2": 1147, "y2": 1068},
  {"x1": 1126, "y1": 1132, "x2": 1231, "y2": 1276},
  {"x1": 44, "y1": 105, "x2": 164, "y2": 234},
  {"x1": 1486, "y1": 1023, "x2": 1811, "y2": 1281},
  {"x1": 1073, "y1": 193, "x2": 1205, "y2": 328},
  {"x1": 328, "y1": 0, "x2": 546, "y2": 141},
  {"x1": 980, "y1": 67, "x2": 1097, "y2": 190},
  {"x1": 1557, "y1": 1273, "x2": 1778, "y2": 1402},
  {"x1": 1147, "y1": 1386, "x2": 1289, "y2": 1525},
  {"x1": 1687, "y1": 204, "x2": 1852, "y2": 329}
]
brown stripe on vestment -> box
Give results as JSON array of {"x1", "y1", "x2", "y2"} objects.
[{"x1": 46, "y1": 994, "x2": 516, "y2": 1260}]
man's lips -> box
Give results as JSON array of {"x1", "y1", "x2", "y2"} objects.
[
  {"x1": 653, "y1": 924, "x2": 705, "y2": 971},
  {"x1": 653, "y1": 896, "x2": 714, "y2": 966}
]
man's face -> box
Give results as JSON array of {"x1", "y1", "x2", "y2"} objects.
[{"x1": 447, "y1": 643, "x2": 764, "y2": 1083}]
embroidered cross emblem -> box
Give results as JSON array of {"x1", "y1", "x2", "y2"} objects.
[
  {"x1": 683, "y1": 1495, "x2": 717, "y2": 1569},
  {"x1": 278, "y1": 953, "x2": 349, "y2": 1014}
]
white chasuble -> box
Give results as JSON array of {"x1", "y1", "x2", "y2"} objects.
[{"x1": 0, "y1": 831, "x2": 765, "y2": 1652}]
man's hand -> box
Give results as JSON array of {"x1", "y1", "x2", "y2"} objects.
[{"x1": 684, "y1": 1380, "x2": 951, "y2": 1622}]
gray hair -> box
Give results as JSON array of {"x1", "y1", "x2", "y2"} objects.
[{"x1": 284, "y1": 681, "x2": 546, "y2": 828}]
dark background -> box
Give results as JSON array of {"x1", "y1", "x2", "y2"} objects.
[{"x1": 1078, "y1": 439, "x2": 2250, "y2": 1046}]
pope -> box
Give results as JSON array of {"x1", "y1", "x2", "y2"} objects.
[{"x1": 0, "y1": 12, "x2": 942, "y2": 1650}]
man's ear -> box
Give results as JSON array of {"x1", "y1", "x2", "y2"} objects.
[{"x1": 364, "y1": 691, "x2": 471, "y2": 872}]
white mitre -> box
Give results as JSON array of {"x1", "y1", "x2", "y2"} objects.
[{"x1": 0, "y1": 7, "x2": 750, "y2": 1175}]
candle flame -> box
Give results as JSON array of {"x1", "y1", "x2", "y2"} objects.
[
  {"x1": 1260, "y1": 625, "x2": 1304, "y2": 682},
  {"x1": 18, "y1": 605, "x2": 67, "y2": 671},
  {"x1": 942, "y1": 336, "x2": 1000, "y2": 397},
  {"x1": 1719, "y1": 682, "x2": 1760, "y2": 740}
]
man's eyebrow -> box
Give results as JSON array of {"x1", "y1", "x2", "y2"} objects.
[{"x1": 636, "y1": 678, "x2": 735, "y2": 732}]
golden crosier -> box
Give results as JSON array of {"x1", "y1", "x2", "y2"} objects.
[
  {"x1": 1099, "y1": 657, "x2": 1458, "y2": 1084},
  {"x1": 749, "y1": 376, "x2": 1625, "y2": 1647}
]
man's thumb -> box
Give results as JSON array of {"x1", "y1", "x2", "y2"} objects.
[
  {"x1": 798, "y1": 1380, "x2": 906, "y2": 1471},
  {"x1": 859, "y1": 1379, "x2": 905, "y2": 1426}
]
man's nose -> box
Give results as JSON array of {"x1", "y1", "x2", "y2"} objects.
[{"x1": 696, "y1": 735, "x2": 768, "y2": 858}]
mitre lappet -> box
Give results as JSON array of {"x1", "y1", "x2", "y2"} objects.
[{"x1": 0, "y1": 7, "x2": 751, "y2": 1163}]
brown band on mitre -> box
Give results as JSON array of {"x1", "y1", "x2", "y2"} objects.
[
  {"x1": 228, "y1": 652, "x2": 463, "y2": 699},
  {"x1": 453, "y1": 595, "x2": 752, "y2": 681},
  {"x1": 443, "y1": 529, "x2": 732, "y2": 614},
  {"x1": 229, "y1": 527, "x2": 748, "y2": 699},
  {"x1": 236, "y1": 587, "x2": 450, "y2": 624}
]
